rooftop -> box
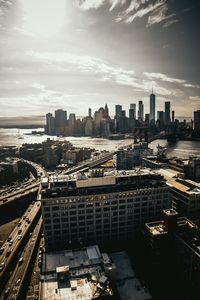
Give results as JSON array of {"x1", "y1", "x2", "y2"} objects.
[
  {"x1": 41, "y1": 245, "x2": 114, "y2": 300},
  {"x1": 40, "y1": 169, "x2": 165, "y2": 200},
  {"x1": 146, "y1": 217, "x2": 196, "y2": 237}
]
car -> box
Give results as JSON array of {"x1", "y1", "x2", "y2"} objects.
[
  {"x1": 18, "y1": 229, "x2": 22, "y2": 234},
  {"x1": 0, "y1": 246, "x2": 5, "y2": 255},
  {"x1": 6, "y1": 250, "x2": 11, "y2": 257},
  {"x1": 19, "y1": 257, "x2": 23, "y2": 265},
  {"x1": 9, "y1": 240, "x2": 13, "y2": 246},
  {"x1": 0, "y1": 262, "x2": 5, "y2": 271},
  {"x1": 23, "y1": 215, "x2": 26, "y2": 220},
  {"x1": 18, "y1": 235, "x2": 22, "y2": 240},
  {"x1": 7, "y1": 237, "x2": 12, "y2": 242},
  {"x1": 4, "y1": 287, "x2": 10, "y2": 296},
  {"x1": 17, "y1": 222, "x2": 21, "y2": 227}
]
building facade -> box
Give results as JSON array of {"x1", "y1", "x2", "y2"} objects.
[{"x1": 40, "y1": 170, "x2": 170, "y2": 249}]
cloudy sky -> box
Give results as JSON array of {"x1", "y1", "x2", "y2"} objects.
[{"x1": 0, "y1": 0, "x2": 199, "y2": 119}]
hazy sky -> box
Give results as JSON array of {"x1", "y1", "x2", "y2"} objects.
[{"x1": 0, "y1": 0, "x2": 199, "y2": 118}]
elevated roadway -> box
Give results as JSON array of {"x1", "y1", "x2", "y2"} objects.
[
  {"x1": 0, "y1": 218, "x2": 42, "y2": 300},
  {"x1": 61, "y1": 152, "x2": 115, "y2": 175},
  {"x1": 0, "y1": 201, "x2": 41, "y2": 285}
]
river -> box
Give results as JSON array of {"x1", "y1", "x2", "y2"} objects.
[{"x1": 0, "y1": 128, "x2": 199, "y2": 159}]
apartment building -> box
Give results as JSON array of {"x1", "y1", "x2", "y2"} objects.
[
  {"x1": 40, "y1": 169, "x2": 170, "y2": 249},
  {"x1": 167, "y1": 178, "x2": 200, "y2": 223}
]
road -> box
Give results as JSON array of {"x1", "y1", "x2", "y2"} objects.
[
  {"x1": 0, "y1": 218, "x2": 42, "y2": 300},
  {"x1": 0, "y1": 182, "x2": 40, "y2": 206},
  {"x1": 0, "y1": 201, "x2": 41, "y2": 281},
  {"x1": 61, "y1": 152, "x2": 114, "y2": 175}
]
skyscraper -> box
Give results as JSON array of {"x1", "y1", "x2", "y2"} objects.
[
  {"x1": 46, "y1": 113, "x2": 55, "y2": 135},
  {"x1": 194, "y1": 110, "x2": 200, "y2": 131},
  {"x1": 129, "y1": 104, "x2": 136, "y2": 131},
  {"x1": 55, "y1": 109, "x2": 67, "y2": 135},
  {"x1": 130, "y1": 103, "x2": 136, "y2": 119},
  {"x1": 172, "y1": 110, "x2": 175, "y2": 123},
  {"x1": 104, "y1": 103, "x2": 109, "y2": 118},
  {"x1": 115, "y1": 105, "x2": 122, "y2": 119},
  {"x1": 157, "y1": 111, "x2": 164, "y2": 130},
  {"x1": 138, "y1": 100, "x2": 144, "y2": 122},
  {"x1": 88, "y1": 108, "x2": 92, "y2": 118},
  {"x1": 150, "y1": 92, "x2": 156, "y2": 122},
  {"x1": 165, "y1": 101, "x2": 171, "y2": 126}
]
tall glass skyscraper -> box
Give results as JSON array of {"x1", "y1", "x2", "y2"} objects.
[
  {"x1": 165, "y1": 101, "x2": 171, "y2": 126},
  {"x1": 150, "y1": 92, "x2": 156, "y2": 122},
  {"x1": 138, "y1": 100, "x2": 144, "y2": 122}
]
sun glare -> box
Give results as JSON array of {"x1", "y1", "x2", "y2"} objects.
[{"x1": 21, "y1": 0, "x2": 66, "y2": 37}]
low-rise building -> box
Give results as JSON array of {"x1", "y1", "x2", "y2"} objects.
[
  {"x1": 40, "y1": 245, "x2": 115, "y2": 300},
  {"x1": 116, "y1": 142, "x2": 153, "y2": 170}
]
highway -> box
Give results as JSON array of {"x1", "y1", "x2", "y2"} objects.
[
  {"x1": 21, "y1": 159, "x2": 47, "y2": 178},
  {"x1": 0, "y1": 182, "x2": 40, "y2": 206},
  {"x1": 61, "y1": 151, "x2": 114, "y2": 175},
  {"x1": 0, "y1": 218, "x2": 42, "y2": 300},
  {"x1": 0, "y1": 201, "x2": 41, "y2": 282}
]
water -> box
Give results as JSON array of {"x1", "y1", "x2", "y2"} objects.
[{"x1": 0, "y1": 128, "x2": 199, "y2": 158}]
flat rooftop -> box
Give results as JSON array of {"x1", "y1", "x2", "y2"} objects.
[
  {"x1": 156, "y1": 168, "x2": 181, "y2": 180},
  {"x1": 42, "y1": 245, "x2": 102, "y2": 273},
  {"x1": 41, "y1": 169, "x2": 165, "y2": 199},
  {"x1": 167, "y1": 178, "x2": 200, "y2": 194},
  {"x1": 146, "y1": 216, "x2": 197, "y2": 236},
  {"x1": 41, "y1": 245, "x2": 114, "y2": 300}
]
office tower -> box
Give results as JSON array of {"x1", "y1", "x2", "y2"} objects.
[
  {"x1": 145, "y1": 113, "x2": 150, "y2": 126},
  {"x1": 115, "y1": 105, "x2": 122, "y2": 133},
  {"x1": 194, "y1": 110, "x2": 200, "y2": 131},
  {"x1": 129, "y1": 108, "x2": 135, "y2": 131},
  {"x1": 104, "y1": 103, "x2": 109, "y2": 118},
  {"x1": 41, "y1": 170, "x2": 169, "y2": 249},
  {"x1": 69, "y1": 113, "x2": 76, "y2": 126},
  {"x1": 157, "y1": 111, "x2": 164, "y2": 130},
  {"x1": 55, "y1": 109, "x2": 67, "y2": 135},
  {"x1": 130, "y1": 103, "x2": 136, "y2": 119},
  {"x1": 88, "y1": 108, "x2": 92, "y2": 118},
  {"x1": 150, "y1": 92, "x2": 156, "y2": 122},
  {"x1": 46, "y1": 113, "x2": 55, "y2": 135},
  {"x1": 115, "y1": 105, "x2": 122, "y2": 119},
  {"x1": 172, "y1": 110, "x2": 175, "y2": 123},
  {"x1": 138, "y1": 100, "x2": 144, "y2": 122},
  {"x1": 68, "y1": 113, "x2": 76, "y2": 136},
  {"x1": 85, "y1": 117, "x2": 93, "y2": 136},
  {"x1": 164, "y1": 101, "x2": 171, "y2": 126}
]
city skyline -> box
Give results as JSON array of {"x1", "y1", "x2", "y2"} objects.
[{"x1": 0, "y1": 0, "x2": 200, "y2": 118}]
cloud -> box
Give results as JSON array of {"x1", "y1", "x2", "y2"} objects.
[
  {"x1": 73, "y1": 0, "x2": 106, "y2": 10},
  {"x1": 28, "y1": 50, "x2": 173, "y2": 96},
  {"x1": 143, "y1": 72, "x2": 186, "y2": 84},
  {"x1": 184, "y1": 83, "x2": 200, "y2": 89},
  {"x1": 74, "y1": 0, "x2": 179, "y2": 28},
  {"x1": 162, "y1": 19, "x2": 179, "y2": 28},
  {"x1": 189, "y1": 96, "x2": 200, "y2": 101},
  {"x1": 143, "y1": 72, "x2": 200, "y2": 90}
]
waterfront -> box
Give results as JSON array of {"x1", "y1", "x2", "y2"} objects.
[{"x1": 0, "y1": 128, "x2": 199, "y2": 158}]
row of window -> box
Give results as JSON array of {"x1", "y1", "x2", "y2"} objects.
[{"x1": 42, "y1": 188, "x2": 168, "y2": 207}]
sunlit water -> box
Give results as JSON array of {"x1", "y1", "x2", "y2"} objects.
[{"x1": 0, "y1": 128, "x2": 199, "y2": 159}]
